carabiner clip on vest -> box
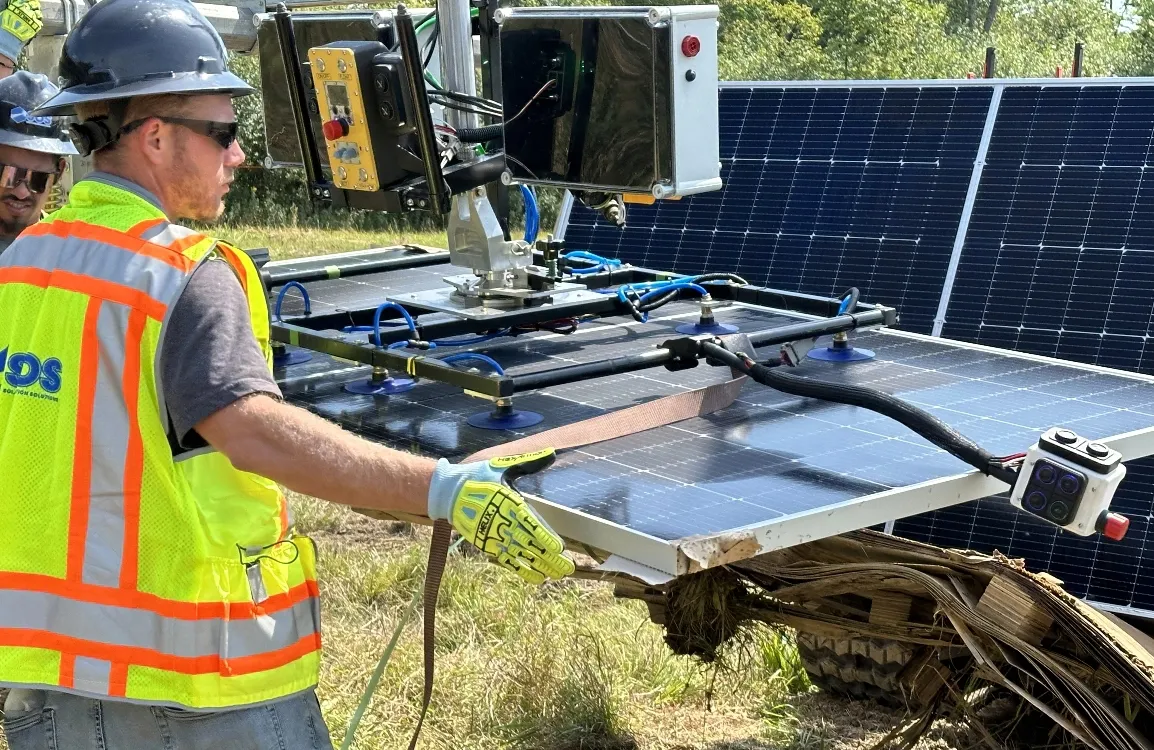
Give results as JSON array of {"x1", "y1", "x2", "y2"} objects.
[{"x1": 237, "y1": 539, "x2": 301, "y2": 605}]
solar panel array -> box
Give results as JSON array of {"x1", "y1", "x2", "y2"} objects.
[
  {"x1": 565, "y1": 85, "x2": 992, "y2": 333},
  {"x1": 939, "y1": 84, "x2": 1154, "y2": 368},
  {"x1": 563, "y1": 79, "x2": 1154, "y2": 616}
]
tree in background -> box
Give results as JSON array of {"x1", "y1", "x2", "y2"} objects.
[
  {"x1": 1126, "y1": 0, "x2": 1154, "y2": 74},
  {"x1": 226, "y1": 0, "x2": 1140, "y2": 227},
  {"x1": 977, "y1": 0, "x2": 1129, "y2": 76},
  {"x1": 722, "y1": 0, "x2": 1128, "y2": 80},
  {"x1": 717, "y1": 0, "x2": 826, "y2": 80}
]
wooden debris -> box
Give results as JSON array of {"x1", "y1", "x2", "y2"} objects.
[
  {"x1": 870, "y1": 592, "x2": 914, "y2": 626},
  {"x1": 975, "y1": 572, "x2": 1054, "y2": 646}
]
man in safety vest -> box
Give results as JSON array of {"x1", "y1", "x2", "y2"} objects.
[
  {"x1": 0, "y1": 71, "x2": 76, "y2": 252},
  {"x1": 0, "y1": 0, "x2": 573, "y2": 748}
]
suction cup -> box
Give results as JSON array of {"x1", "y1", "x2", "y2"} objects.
[
  {"x1": 676, "y1": 321, "x2": 740, "y2": 335},
  {"x1": 344, "y1": 372, "x2": 415, "y2": 396},
  {"x1": 807, "y1": 337, "x2": 875, "y2": 362},
  {"x1": 468, "y1": 403, "x2": 544, "y2": 430},
  {"x1": 273, "y1": 349, "x2": 313, "y2": 367}
]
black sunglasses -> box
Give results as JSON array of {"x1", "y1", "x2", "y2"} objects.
[
  {"x1": 120, "y1": 116, "x2": 239, "y2": 150},
  {"x1": 0, "y1": 163, "x2": 59, "y2": 194}
]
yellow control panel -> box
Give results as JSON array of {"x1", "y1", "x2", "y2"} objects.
[{"x1": 308, "y1": 46, "x2": 380, "y2": 192}]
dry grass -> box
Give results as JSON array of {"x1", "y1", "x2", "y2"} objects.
[
  {"x1": 294, "y1": 495, "x2": 975, "y2": 750},
  {"x1": 296, "y1": 495, "x2": 807, "y2": 750}
]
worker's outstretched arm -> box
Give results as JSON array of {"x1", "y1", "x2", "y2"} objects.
[
  {"x1": 196, "y1": 393, "x2": 575, "y2": 583},
  {"x1": 196, "y1": 392, "x2": 436, "y2": 517}
]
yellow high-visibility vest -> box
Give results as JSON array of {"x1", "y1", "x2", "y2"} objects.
[{"x1": 0, "y1": 179, "x2": 321, "y2": 709}]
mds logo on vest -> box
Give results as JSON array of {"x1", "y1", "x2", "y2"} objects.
[{"x1": 0, "y1": 347, "x2": 62, "y2": 402}]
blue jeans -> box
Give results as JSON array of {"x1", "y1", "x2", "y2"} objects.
[{"x1": 2, "y1": 689, "x2": 334, "y2": 750}]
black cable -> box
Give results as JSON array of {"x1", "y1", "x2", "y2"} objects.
[
  {"x1": 429, "y1": 97, "x2": 497, "y2": 117},
  {"x1": 840, "y1": 287, "x2": 860, "y2": 314},
  {"x1": 638, "y1": 273, "x2": 748, "y2": 312},
  {"x1": 426, "y1": 87, "x2": 502, "y2": 111},
  {"x1": 422, "y1": 24, "x2": 439, "y2": 71},
  {"x1": 456, "y1": 123, "x2": 503, "y2": 143},
  {"x1": 701, "y1": 341, "x2": 1021, "y2": 486},
  {"x1": 426, "y1": 88, "x2": 502, "y2": 121},
  {"x1": 618, "y1": 273, "x2": 750, "y2": 320}
]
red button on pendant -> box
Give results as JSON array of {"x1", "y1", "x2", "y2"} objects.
[{"x1": 322, "y1": 118, "x2": 348, "y2": 140}]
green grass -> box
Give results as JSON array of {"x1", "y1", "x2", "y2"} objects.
[
  {"x1": 220, "y1": 224, "x2": 449, "y2": 261},
  {"x1": 293, "y1": 496, "x2": 812, "y2": 750}
]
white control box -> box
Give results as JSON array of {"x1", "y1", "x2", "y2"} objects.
[
  {"x1": 497, "y1": 5, "x2": 722, "y2": 198},
  {"x1": 1009, "y1": 427, "x2": 1128, "y2": 539}
]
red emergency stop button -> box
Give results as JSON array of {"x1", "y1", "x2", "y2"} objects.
[
  {"x1": 322, "y1": 118, "x2": 349, "y2": 140},
  {"x1": 681, "y1": 35, "x2": 700, "y2": 57},
  {"x1": 1098, "y1": 511, "x2": 1130, "y2": 541}
]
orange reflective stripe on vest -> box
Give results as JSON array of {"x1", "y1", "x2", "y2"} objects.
[
  {"x1": 0, "y1": 179, "x2": 320, "y2": 709},
  {"x1": 22, "y1": 219, "x2": 196, "y2": 272}
]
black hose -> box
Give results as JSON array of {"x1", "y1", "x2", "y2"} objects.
[
  {"x1": 456, "y1": 123, "x2": 503, "y2": 143},
  {"x1": 840, "y1": 287, "x2": 860, "y2": 314},
  {"x1": 701, "y1": 341, "x2": 1020, "y2": 485}
]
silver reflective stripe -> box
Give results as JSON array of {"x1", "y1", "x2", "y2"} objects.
[
  {"x1": 73, "y1": 657, "x2": 111, "y2": 694},
  {"x1": 0, "y1": 234, "x2": 187, "y2": 305},
  {"x1": 137, "y1": 221, "x2": 206, "y2": 414},
  {"x1": 0, "y1": 589, "x2": 320, "y2": 660},
  {"x1": 81, "y1": 303, "x2": 133, "y2": 587},
  {"x1": 139, "y1": 222, "x2": 200, "y2": 248}
]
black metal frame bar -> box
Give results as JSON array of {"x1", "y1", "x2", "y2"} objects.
[
  {"x1": 261, "y1": 247, "x2": 449, "y2": 287},
  {"x1": 268, "y1": 251, "x2": 899, "y2": 399}
]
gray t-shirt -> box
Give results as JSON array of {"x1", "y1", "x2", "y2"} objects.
[
  {"x1": 35, "y1": 173, "x2": 280, "y2": 449},
  {"x1": 160, "y1": 256, "x2": 282, "y2": 451}
]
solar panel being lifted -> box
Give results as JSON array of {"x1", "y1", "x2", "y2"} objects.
[
  {"x1": 561, "y1": 78, "x2": 1154, "y2": 619},
  {"x1": 562, "y1": 84, "x2": 993, "y2": 333},
  {"x1": 270, "y1": 260, "x2": 1154, "y2": 576}
]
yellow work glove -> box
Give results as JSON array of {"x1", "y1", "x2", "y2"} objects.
[
  {"x1": 426, "y1": 448, "x2": 575, "y2": 584},
  {"x1": 0, "y1": 0, "x2": 41, "y2": 45}
]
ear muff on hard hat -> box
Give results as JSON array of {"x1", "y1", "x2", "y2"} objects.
[
  {"x1": 0, "y1": 71, "x2": 77, "y2": 156},
  {"x1": 32, "y1": 0, "x2": 254, "y2": 123},
  {"x1": 67, "y1": 115, "x2": 120, "y2": 158}
]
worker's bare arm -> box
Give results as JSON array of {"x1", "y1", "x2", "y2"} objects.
[{"x1": 195, "y1": 392, "x2": 435, "y2": 516}]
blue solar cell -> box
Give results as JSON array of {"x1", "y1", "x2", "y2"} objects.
[{"x1": 563, "y1": 84, "x2": 993, "y2": 334}]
